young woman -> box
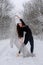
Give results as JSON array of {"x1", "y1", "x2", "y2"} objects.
[{"x1": 15, "y1": 15, "x2": 34, "y2": 56}]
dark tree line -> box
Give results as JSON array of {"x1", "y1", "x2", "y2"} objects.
[
  {"x1": 0, "y1": 0, "x2": 14, "y2": 39},
  {"x1": 23, "y1": 0, "x2": 43, "y2": 35}
]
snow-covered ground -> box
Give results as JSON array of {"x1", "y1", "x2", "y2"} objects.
[{"x1": 0, "y1": 38, "x2": 43, "y2": 65}]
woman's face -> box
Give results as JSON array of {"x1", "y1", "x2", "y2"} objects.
[{"x1": 19, "y1": 23, "x2": 23, "y2": 27}]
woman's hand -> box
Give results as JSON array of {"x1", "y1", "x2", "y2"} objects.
[{"x1": 15, "y1": 15, "x2": 20, "y2": 19}]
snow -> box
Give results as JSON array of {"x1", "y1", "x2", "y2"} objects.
[{"x1": 0, "y1": 38, "x2": 43, "y2": 65}]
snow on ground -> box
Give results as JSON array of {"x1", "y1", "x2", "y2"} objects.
[{"x1": 0, "y1": 38, "x2": 43, "y2": 65}]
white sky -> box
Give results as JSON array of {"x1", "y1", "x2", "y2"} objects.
[
  {"x1": 9, "y1": 0, "x2": 31, "y2": 17},
  {"x1": 10, "y1": 0, "x2": 29, "y2": 9}
]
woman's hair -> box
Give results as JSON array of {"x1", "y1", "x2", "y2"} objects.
[
  {"x1": 17, "y1": 24, "x2": 21, "y2": 37},
  {"x1": 16, "y1": 19, "x2": 26, "y2": 37}
]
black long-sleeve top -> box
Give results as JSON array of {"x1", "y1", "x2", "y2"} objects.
[
  {"x1": 17, "y1": 24, "x2": 32, "y2": 38},
  {"x1": 17, "y1": 19, "x2": 32, "y2": 38}
]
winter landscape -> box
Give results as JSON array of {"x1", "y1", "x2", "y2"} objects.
[
  {"x1": 0, "y1": 38, "x2": 43, "y2": 65},
  {"x1": 0, "y1": 0, "x2": 43, "y2": 65}
]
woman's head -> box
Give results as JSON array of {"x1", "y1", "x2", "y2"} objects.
[
  {"x1": 17, "y1": 21, "x2": 25, "y2": 27},
  {"x1": 18, "y1": 23, "x2": 23, "y2": 27},
  {"x1": 15, "y1": 15, "x2": 26, "y2": 26}
]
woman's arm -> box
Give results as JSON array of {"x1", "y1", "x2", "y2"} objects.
[{"x1": 15, "y1": 15, "x2": 20, "y2": 19}]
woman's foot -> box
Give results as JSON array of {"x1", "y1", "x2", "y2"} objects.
[{"x1": 16, "y1": 53, "x2": 20, "y2": 57}]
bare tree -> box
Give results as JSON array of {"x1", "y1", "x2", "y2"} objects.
[
  {"x1": 0, "y1": 0, "x2": 14, "y2": 39},
  {"x1": 23, "y1": 0, "x2": 43, "y2": 35}
]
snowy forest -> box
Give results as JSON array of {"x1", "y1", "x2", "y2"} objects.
[
  {"x1": 0, "y1": 0, "x2": 43, "y2": 65},
  {"x1": 0, "y1": 0, "x2": 43, "y2": 40}
]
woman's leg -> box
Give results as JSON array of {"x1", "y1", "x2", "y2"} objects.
[
  {"x1": 29, "y1": 36, "x2": 34, "y2": 53},
  {"x1": 18, "y1": 43, "x2": 25, "y2": 54},
  {"x1": 24, "y1": 34, "x2": 34, "y2": 53},
  {"x1": 18, "y1": 37, "x2": 24, "y2": 54},
  {"x1": 19, "y1": 34, "x2": 28, "y2": 54}
]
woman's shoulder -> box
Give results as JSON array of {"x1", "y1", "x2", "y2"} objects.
[
  {"x1": 26, "y1": 25, "x2": 31, "y2": 30},
  {"x1": 26, "y1": 25, "x2": 29, "y2": 28}
]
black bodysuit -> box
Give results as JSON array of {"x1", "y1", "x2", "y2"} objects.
[{"x1": 17, "y1": 19, "x2": 34, "y2": 53}]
